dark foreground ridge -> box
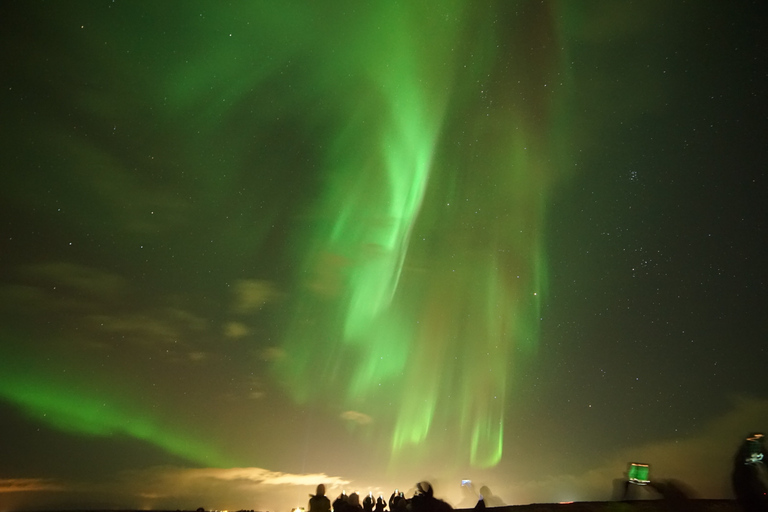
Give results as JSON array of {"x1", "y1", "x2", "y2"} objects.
[
  {"x1": 18, "y1": 503, "x2": 742, "y2": 512},
  {"x1": 457, "y1": 500, "x2": 739, "y2": 512}
]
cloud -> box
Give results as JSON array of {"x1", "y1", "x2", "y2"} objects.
[
  {"x1": 88, "y1": 312, "x2": 180, "y2": 341},
  {"x1": 0, "y1": 263, "x2": 127, "y2": 315},
  {"x1": 188, "y1": 351, "x2": 209, "y2": 362},
  {"x1": 0, "y1": 478, "x2": 68, "y2": 512},
  {"x1": 110, "y1": 466, "x2": 351, "y2": 511},
  {"x1": 306, "y1": 252, "x2": 349, "y2": 298},
  {"x1": 125, "y1": 466, "x2": 351, "y2": 488},
  {"x1": 2, "y1": 261, "x2": 213, "y2": 354},
  {"x1": 262, "y1": 346, "x2": 286, "y2": 361},
  {"x1": 0, "y1": 478, "x2": 65, "y2": 493},
  {"x1": 232, "y1": 279, "x2": 279, "y2": 313},
  {"x1": 341, "y1": 410, "x2": 373, "y2": 425},
  {"x1": 22, "y1": 262, "x2": 129, "y2": 299},
  {"x1": 224, "y1": 321, "x2": 249, "y2": 338},
  {"x1": 0, "y1": 466, "x2": 351, "y2": 512}
]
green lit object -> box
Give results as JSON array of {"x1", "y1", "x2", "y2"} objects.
[{"x1": 628, "y1": 463, "x2": 651, "y2": 485}]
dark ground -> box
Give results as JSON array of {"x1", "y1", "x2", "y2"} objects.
[
  {"x1": 455, "y1": 501, "x2": 740, "y2": 512},
  {"x1": 21, "y1": 503, "x2": 742, "y2": 512}
]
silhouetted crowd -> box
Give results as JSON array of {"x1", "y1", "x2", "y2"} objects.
[
  {"x1": 304, "y1": 432, "x2": 768, "y2": 512},
  {"x1": 308, "y1": 482, "x2": 452, "y2": 512}
]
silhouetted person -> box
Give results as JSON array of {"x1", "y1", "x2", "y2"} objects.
[
  {"x1": 363, "y1": 493, "x2": 374, "y2": 512},
  {"x1": 391, "y1": 495, "x2": 408, "y2": 512},
  {"x1": 732, "y1": 433, "x2": 768, "y2": 512},
  {"x1": 347, "y1": 492, "x2": 363, "y2": 512},
  {"x1": 389, "y1": 490, "x2": 404, "y2": 511},
  {"x1": 310, "y1": 484, "x2": 331, "y2": 512},
  {"x1": 333, "y1": 491, "x2": 349, "y2": 512},
  {"x1": 409, "y1": 481, "x2": 452, "y2": 512},
  {"x1": 477, "y1": 486, "x2": 503, "y2": 507},
  {"x1": 374, "y1": 495, "x2": 387, "y2": 512}
]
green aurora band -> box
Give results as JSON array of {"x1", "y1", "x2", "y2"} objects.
[
  {"x1": 274, "y1": 1, "x2": 572, "y2": 470},
  {"x1": 0, "y1": 334, "x2": 236, "y2": 467},
  {"x1": 0, "y1": 0, "x2": 575, "y2": 475}
]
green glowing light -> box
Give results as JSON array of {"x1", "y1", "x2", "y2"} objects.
[
  {"x1": 271, "y1": 1, "x2": 572, "y2": 471},
  {"x1": 0, "y1": 337, "x2": 234, "y2": 467},
  {"x1": 0, "y1": 1, "x2": 574, "y2": 473}
]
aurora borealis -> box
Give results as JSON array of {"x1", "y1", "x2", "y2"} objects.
[{"x1": 1, "y1": 1, "x2": 767, "y2": 510}]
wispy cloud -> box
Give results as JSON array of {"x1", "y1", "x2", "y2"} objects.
[
  {"x1": 112, "y1": 466, "x2": 350, "y2": 511},
  {"x1": 0, "y1": 478, "x2": 65, "y2": 493},
  {"x1": 341, "y1": 410, "x2": 374, "y2": 425},
  {"x1": 22, "y1": 262, "x2": 129, "y2": 299},
  {"x1": 232, "y1": 279, "x2": 280, "y2": 313},
  {"x1": 0, "y1": 466, "x2": 351, "y2": 512},
  {"x1": 2, "y1": 261, "x2": 215, "y2": 358},
  {"x1": 224, "y1": 321, "x2": 250, "y2": 338}
]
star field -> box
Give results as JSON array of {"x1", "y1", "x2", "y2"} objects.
[{"x1": 0, "y1": 1, "x2": 767, "y2": 510}]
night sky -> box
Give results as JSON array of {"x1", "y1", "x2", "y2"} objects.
[{"x1": 1, "y1": 1, "x2": 767, "y2": 511}]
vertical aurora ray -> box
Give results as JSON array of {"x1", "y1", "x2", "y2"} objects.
[
  {"x1": 276, "y1": 0, "x2": 572, "y2": 472},
  {"x1": 275, "y1": 2, "x2": 463, "y2": 399}
]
